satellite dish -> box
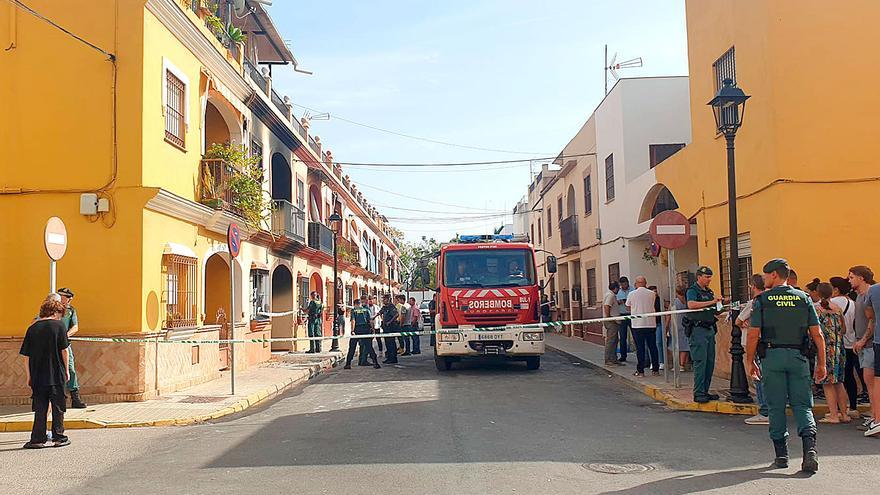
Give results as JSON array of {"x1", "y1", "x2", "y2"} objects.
[{"x1": 234, "y1": 0, "x2": 272, "y2": 17}]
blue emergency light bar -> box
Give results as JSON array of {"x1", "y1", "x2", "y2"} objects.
[{"x1": 458, "y1": 234, "x2": 515, "y2": 243}]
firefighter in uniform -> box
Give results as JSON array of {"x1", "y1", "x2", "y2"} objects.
[
  {"x1": 344, "y1": 297, "x2": 380, "y2": 369},
  {"x1": 685, "y1": 266, "x2": 723, "y2": 403},
  {"x1": 747, "y1": 259, "x2": 826, "y2": 473}
]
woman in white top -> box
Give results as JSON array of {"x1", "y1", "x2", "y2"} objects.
[{"x1": 831, "y1": 276, "x2": 863, "y2": 417}]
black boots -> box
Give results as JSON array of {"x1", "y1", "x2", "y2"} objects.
[
  {"x1": 801, "y1": 435, "x2": 818, "y2": 473},
  {"x1": 771, "y1": 439, "x2": 788, "y2": 469},
  {"x1": 70, "y1": 390, "x2": 87, "y2": 409}
]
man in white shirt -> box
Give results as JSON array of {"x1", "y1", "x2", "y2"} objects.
[
  {"x1": 603, "y1": 281, "x2": 624, "y2": 366},
  {"x1": 408, "y1": 297, "x2": 422, "y2": 355},
  {"x1": 367, "y1": 295, "x2": 383, "y2": 353},
  {"x1": 737, "y1": 274, "x2": 770, "y2": 425},
  {"x1": 626, "y1": 276, "x2": 659, "y2": 376}
]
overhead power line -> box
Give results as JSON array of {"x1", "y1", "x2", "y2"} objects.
[
  {"x1": 353, "y1": 181, "x2": 509, "y2": 212},
  {"x1": 291, "y1": 153, "x2": 595, "y2": 168},
  {"x1": 291, "y1": 103, "x2": 550, "y2": 155}
]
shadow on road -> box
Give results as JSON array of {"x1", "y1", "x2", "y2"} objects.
[{"x1": 598, "y1": 466, "x2": 814, "y2": 495}]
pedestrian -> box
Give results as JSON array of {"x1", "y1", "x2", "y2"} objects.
[
  {"x1": 738, "y1": 274, "x2": 770, "y2": 425},
  {"x1": 813, "y1": 282, "x2": 850, "y2": 424},
  {"x1": 57, "y1": 288, "x2": 86, "y2": 409},
  {"x1": 306, "y1": 291, "x2": 323, "y2": 354},
  {"x1": 664, "y1": 286, "x2": 690, "y2": 372},
  {"x1": 848, "y1": 265, "x2": 876, "y2": 432},
  {"x1": 429, "y1": 296, "x2": 437, "y2": 347},
  {"x1": 408, "y1": 296, "x2": 422, "y2": 355},
  {"x1": 861, "y1": 274, "x2": 880, "y2": 436},
  {"x1": 747, "y1": 259, "x2": 826, "y2": 472},
  {"x1": 344, "y1": 297, "x2": 380, "y2": 369},
  {"x1": 649, "y1": 285, "x2": 664, "y2": 370},
  {"x1": 626, "y1": 276, "x2": 659, "y2": 377},
  {"x1": 831, "y1": 276, "x2": 864, "y2": 417},
  {"x1": 380, "y1": 294, "x2": 399, "y2": 364},
  {"x1": 685, "y1": 266, "x2": 723, "y2": 403},
  {"x1": 367, "y1": 295, "x2": 383, "y2": 353},
  {"x1": 616, "y1": 277, "x2": 633, "y2": 363},
  {"x1": 602, "y1": 281, "x2": 623, "y2": 366},
  {"x1": 20, "y1": 297, "x2": 72, "y2": 449},
  {"x1": 396, "y1": 295, "x2": 410, "y2": 355}
]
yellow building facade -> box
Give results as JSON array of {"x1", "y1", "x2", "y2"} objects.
[{"x1": 0, "y1": 0, "x2": 400, "y2": 403}]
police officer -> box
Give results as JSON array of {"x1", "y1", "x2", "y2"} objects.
[
  {"x1": 306, "y1": 291, "x2": 324, "y2": 354},
  {"x1": 343, "y1": 297, "x2": 380, "y2": 369},
  {"x1": 58, "y1": 288, "x2": 86, "y2": 409},
  {"x1": 747, "y1": 259, "x2": 826, "y2": 473},
  {"x1": 685, "y1": 267, "x2": 723, "y2": 403}
]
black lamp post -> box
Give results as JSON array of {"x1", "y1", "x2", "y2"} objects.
[
  {"x1": 708, "y1": 78, "x2": 752, "y2": 404},
  {"x1": 385, "y1": 256, "x2": 394, "y2": 297},
  {"x1": 329, "y1": 211, "x2": 343, "y2": 352}
]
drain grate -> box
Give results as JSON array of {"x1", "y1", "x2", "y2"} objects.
[
  {"x1": 177, "y1": 396, "x2": 227, "y2": 404},
  {"x1": 582, "y1": 463, "x2": 654, "y2": 475}
]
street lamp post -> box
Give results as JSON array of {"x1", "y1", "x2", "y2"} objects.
[
  {"x1": 329, "y1": 211, "x2": 343, "y2": 352},
  {"x1": 708, "y1": 78, "x2": 752, "y2": 404},
  {"x1": 385, "y1": 256, "x2": 394, "y2": 297}
]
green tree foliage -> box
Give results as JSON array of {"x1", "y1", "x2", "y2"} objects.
[{"x1": 399, "y1": 237, "x2": 440, "y2": 290}]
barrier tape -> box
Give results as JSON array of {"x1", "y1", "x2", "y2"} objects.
[{"x1": 70, "y1": 304, "x2": 726, "y2": 344}]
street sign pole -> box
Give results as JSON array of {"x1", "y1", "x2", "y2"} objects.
[
  {"x1": 50, "y1": 260, "x2": 57, "y2": 293},
  {"x1": 44, "y1": 217, "x2": 68, "y2": 294},
  {"x1": 668, "y1": 249, "x2": 680, "y2": 388},
  {"x1": 227, "y1": 223, "x2": 241, "y2": 396}
]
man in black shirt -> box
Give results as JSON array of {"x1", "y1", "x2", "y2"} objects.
[
  {"x1": 380, "y1": 294, "x2": 399, "y2": 364},
  {"x1": 20, "y1": 298, "x2": 71, "y2": 449}
]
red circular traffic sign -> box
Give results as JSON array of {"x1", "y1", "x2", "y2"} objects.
[
  {"x1": 227, "y1": 223, "x2": 241, "y2": 258},
  {"x1": 649, "y1": 210, "x2": 691, "y2": 250},
  {"x1": 44, "y1": 217, "x2": 68, "y2": 261}
]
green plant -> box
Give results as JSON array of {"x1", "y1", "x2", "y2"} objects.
[
  {"x1": 205, "y1": 143, "x2": 270, "y2": 231},
  {"x1": 227, "y1": 25, "x2": 246, "y2": 44},
  {"x1": 338, "y1": 242, "x2": 359, "y2": 265},
  {"x1": 642, "y1": 246, "x2": 659, "y2": 266},
  {"x1": 205, "y1": 13, "x2": 224, "y2": 35}
]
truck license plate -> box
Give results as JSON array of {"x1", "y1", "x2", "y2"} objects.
[{"x1": 479, "y1": 334, "x2": 505, "y2": 340}]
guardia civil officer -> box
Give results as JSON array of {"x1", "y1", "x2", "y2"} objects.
[
  {"x1": 747, "y1": 259, "x2": 826, "y2": 473},
  {"x1": 343, "y1": 297, "x2": 380, "y2": 369},
  {"x1": 684, "y1": 266, "x2": 723, "y2": 403}
]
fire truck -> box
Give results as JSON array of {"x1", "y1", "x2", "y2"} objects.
[{"x1": 433, "y1": 234, "x2": 556, "y2": 371}]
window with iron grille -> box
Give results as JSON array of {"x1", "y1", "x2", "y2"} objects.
[
  {"x1": 297, "y1": 277, "x2": 310, "y2": 310},
  {"x1": 162, "y1": 254, "x2": 197, "y2": 329},
  {"x1": 718, "y1": 232, "x2": 752, "y2": 304},
  {"x1": 586, "y1": 268, "x2": 597, "y2": 306},
  {"x1": 605, "y1": 154, "x2": 615, "y2": 202},
  {"x1": 164, "y1": 70, "x2": 186, "y2": 148},
  {"x1": 584, "y1": 175, "x2": 592, "y2": 215},
  {"x1": 649, "y1": 144, "x2": 685, "y2": 168},
  {"x1": 546, "y1": 208, "x2": 552, "y2": 237},
  {"x1": 251, "y1": 139, "x2": 264, "y2": 182},
  {"x1": 537, "y1": 219, "x2": 543, "y2": 244},
  {"x1": 608, "y1": 262, "x2": 620, "y2": 285},
  {"x1": 250, "y1": 269, "x2": 269, "y2": 321},
  {"x1": 712, "y1": 47, "x2": 737, "y2": 129},
  {"x1": 296, "y1": 178, "x2": 305, "y2": 209},
  {"x1": 345, "y1": 286, "x2": 354, "y2": 307}
]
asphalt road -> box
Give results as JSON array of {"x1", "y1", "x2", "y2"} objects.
[{"x1": 2, "y1": 350, "x2": 879, "y2": 495}]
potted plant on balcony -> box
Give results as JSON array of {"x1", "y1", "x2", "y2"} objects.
[{"x1": 204, "y1": 143, "x2": 271, "y2": 231}]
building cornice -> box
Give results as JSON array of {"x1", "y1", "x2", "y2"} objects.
[
  {"x1": 145, "y1": 188, "x2": 255, "y2": 238},
  {"x1": 146, "y1": 0, "x2": 252, "y2": 101}
]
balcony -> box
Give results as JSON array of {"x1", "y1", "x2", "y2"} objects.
[
  {"x1": 271, "y1": 200, "x2": 306, "y2": 243},
  {"x1": 560, "y1": 215, "x2": 579, "y2": 251},
  {"x1": 244, "y1": 58, "x2": 268, "y2": 93},
  {"x1": 199, "y1": 159, "x2": 242, "y2": 216},
  {"x1": 308, "y1": 222, "x2": 334, "y2": 255},
  {"x1": 308, "y1": 135, "x2": 322, "y2": 157}
]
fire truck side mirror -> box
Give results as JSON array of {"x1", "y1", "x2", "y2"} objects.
[{"x1": 546, "y1": 255, "x2": 558, "y2": 274}]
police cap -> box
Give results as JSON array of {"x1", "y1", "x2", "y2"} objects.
[
  {"x1": 696, "y1": 266, "x2": 713, "y2": 276},
  {"x1": 58, "y1": 287, "x2": 74, "y2": 298},
  {"x1": 762, "y1": 258, "x2": 790, "y2": 274}
]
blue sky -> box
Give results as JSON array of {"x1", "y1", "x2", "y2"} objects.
[{"x1": 267, "y1": 0, "x2": 688, "y2": 243}]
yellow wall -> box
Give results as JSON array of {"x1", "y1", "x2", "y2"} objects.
[{"x1": 655, "y1": 0, "x2": 880, "y2": 288}]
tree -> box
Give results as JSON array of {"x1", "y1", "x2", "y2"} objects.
[{"x1": 399, "y1": 236, "x2": 440, "y2": 290}]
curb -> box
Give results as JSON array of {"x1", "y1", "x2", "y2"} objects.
[{"x1": 0, "y1": 355, "x2": 340, "y2": 432}]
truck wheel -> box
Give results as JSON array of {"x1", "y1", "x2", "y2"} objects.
[
  {"x1": 526, "y1": 356, "x2": 540, "y2": 370},
  {"x1": 435, "y1": 356, "x2": 452, "y2": 371}
]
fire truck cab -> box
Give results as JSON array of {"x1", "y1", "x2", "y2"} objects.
[{"x1": 433, "y1": 234, "x2": 555, "y2": 371}]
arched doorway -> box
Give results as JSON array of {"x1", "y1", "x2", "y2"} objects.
[
  {"x1": 308, "y1": 272, "x2": 325, "y2": 336},
  {"x1": 203, "y1": 94, "x2": 242, "y2": 153},
  {"x1": 271, "y1": 153, "x2": 292, "y2": 203},
  {"x1": 205, "y1": 253, "x2": 231, "y2": 369},
  {"x1": 638, "y1": 184, "x2": 681, "y2": 223},
  {"x1": 566, "y1": 184, "x2": 577, "y2": 217},
  {"x1": 271, "y1": 265, "x2": 293, "y2": 351}
]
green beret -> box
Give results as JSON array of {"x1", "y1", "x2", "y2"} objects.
[
  {"x1": 762, "y1": 258, "x2": 790, "y2": 273},
  {"x1": 696, "y1": 266, "x2": 713, "y2": 276}
]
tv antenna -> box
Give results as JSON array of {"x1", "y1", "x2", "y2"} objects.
[
  {"x1": 604, "y1": 44, "x2": 643, "y2": 95},
  {"x1": 303, "y1": 110, "x2": 330, "y2": 121}
]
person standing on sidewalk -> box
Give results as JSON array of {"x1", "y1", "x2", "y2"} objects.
[
  {"x1": 861, "y1": 279, "x2": 880, "y2": 436},
  {"x1": 343, "y1": 297, "x2": 380, "y2": 370},
  {"x1": 57, "y1": 288, "x2": 86, "y2": 409},
  {"x1": 686, "y1": 267, "x2": 723, "y2": 403},
  {"x1": 306, "y1": 291, "x2": 324, "y2": 354},
  {"x1": 396, "y1": 295, "x2": 410, "y2": 356},
  {"x1": 739, "y1": 274, "x2": 770, "y2": 425},
  {"x1": 408, "y1": 296, "x2": 421, "y2": 355},
  {"x1": 830, "y1": 276, "x2": 863, "y2": 417},
  {"x1": 849, "y1": 265, "x2": 876, "y2": 432},
  {"x1": 367, "y1": 295, "x2": 383, "y2": 354},
  {"x1": 20, "y1": 297, "x2": 71, "y2": 449},
  {"x1": 380, "y1": 294, "x2": 399, "y2": 364},
  {"x1": 747, "y1": 258, "x2": 826, "y2": 473},
  {"x1": 626, "y1": 276, "x2": 659, "y2": 377},
  {"x1": 616, "y1": 277, "x2": 633, "y2": 363},
  {"x1": 602, "y1": 281, "x2": 623, "y2": 366}
]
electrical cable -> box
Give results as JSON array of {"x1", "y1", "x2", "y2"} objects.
[
  {"x1": 353, "y1": 181, "x2": 510, "y2": 212},
  {"x1": 291, "y1": 153, "x2": 595, "y2": 168},
  {"x1": 291, "y1": 103, "x2": 550, "y2": 155}
]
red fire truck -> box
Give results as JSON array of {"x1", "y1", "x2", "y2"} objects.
[{"x1": 433, "y1": 234, "x2": 556, "y2": 371}]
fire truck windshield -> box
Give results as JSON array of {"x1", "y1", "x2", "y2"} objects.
[{"x1": 443, "y1": 249, "x2": 535, "y2": 288}]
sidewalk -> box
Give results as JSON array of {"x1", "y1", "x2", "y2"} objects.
[
  {"x1": 0, "y1": 352, "x2": 341, "y2": 432},
  {"x1": 546, "y1": 333, "x2": 865, "y2": 417}
]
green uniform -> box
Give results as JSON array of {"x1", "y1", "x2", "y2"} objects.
[
  {"x1": 307, "y1": 300, "x2": 324, "y2": 353},
  {"x1": 62, "y1": 306, "x2": 79, "y2": 392},
  {"x1": 686, "y1": 283, "x2": 717, "y2": 401},
  {"x1": 750, "y1": 285, "x2": 819, "y2": 441}
]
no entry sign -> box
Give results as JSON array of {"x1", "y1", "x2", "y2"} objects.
[
  {"x1": 649, "y1": 210, "x2": 691, "y2": 250},
  {"x1": 44, "y1": 217, "x2": 68, "y2": 261}
]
